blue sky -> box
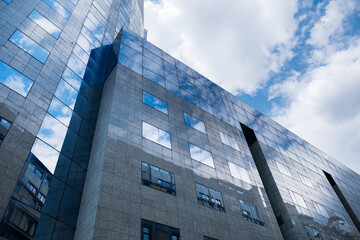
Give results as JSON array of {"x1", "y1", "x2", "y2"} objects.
[{"x1": 144, "y1": 0, "x2": 360, "y2": 174}]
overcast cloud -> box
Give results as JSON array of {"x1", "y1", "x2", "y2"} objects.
[{"x1": 144, "y1": 0, "x2": 360, "y2": 173}]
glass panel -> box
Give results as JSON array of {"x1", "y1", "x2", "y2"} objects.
[
  {"x1": 276, "y1": 162, "x2": 292, "y2": 177},
  {"x1": 0, "y1": 116, "x2": 12, "y2": 145},
  {"x1": 43, "y1": 0, "x2": 70, "y2": 20},
  {"x1": 2, "y1": 0, "x2": 11, "y2": 3},
  {"x1": 37, "y1": 114, "x2": 68, "y2": 152},
  {"x1": 54, "y1": 79, "x2": 78, "y2": 109},
  {"x1": 333, "y1": 211, "x2": 349, "y2": 226},
  {"x1": 9, "y1": 30, "x2": 49, "y2": 63},
  {"x1": 289, "y1": 190, "x2": 307, "y2": 208},
  {"x1": 67, "y1": 53, "x2": 86, "y2": 78},
  {"x1": 184, "y1": 113, "x2": 206, "y2": 134},
  {"x1": 228, "y1": 162, "x2": 251, "y2": 184},
  {"x1": 31, "y1": 138, "x2": 60, "y2": 174},
  {"x1": 142, "y1": 91, "x2": 168, "y2": 114},
  {"x1": 313, "y1": 202, "x2": 329, "y2": 218},
  {"x1": 319, "y1": 184, "x2": 332, "y2": 198},
  {"x1": 189, "y1": 143, "x2": 214, "y2": 168},
  {"x1": 299, "y1": 173, "x2": 313, "y2": 188},
  {"x1": 142, "y1": 122, "x2": 171, "y2": 149},
  {"x1": 48, "y1": 97, "x2": 73, "y2": 127},
  {"x1": 195, "y1": 183, "x2": 225, "y2": 212},
  {"x1": 219, "y1": 131, "x2": 240, "y2": 150},
  {"x1": 0, "y1": 60, "x2": 33, "y2": 96},
  {"x1": 28, "y1": 10, "x2": 61, "y2": 38}
]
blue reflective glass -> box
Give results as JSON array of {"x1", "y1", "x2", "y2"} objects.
[
  {"x1": 143, "y1": 57, "x2": 164, "y2": 77},
  {"x1": 67, "y1": 53, "x2": 86, "y2": 77},
  {"x1": 1, "y1": 0, "x2": 11, "y2": 3},
  {"x1": 165, "y1": 80, "x2": 180, "y2": 96},
  {"x1": 142, "y1": 121, "x2": 171, "y2": 149},
  {"x1": 143, "y1": 68, "x2": 165, "y2": 87},
  {"x1": 143, "y1": 91, "x2": 168, "y2": 114},
  {"x1": 184, "y1": 113, "x2": 206, "y2": 134},
  {"x1": 180, "y1": 89, "x2": 199, "y2": 106},
  {"x1": 189, "y1": 143, "x2": 214, "y2": 168},
  {"x1": 84, "y1": 13, "x2": 105, "y2": 42},
  {"x1": 118, "y1": 54, "x2": 142, "y2": 75},
  {"x1": 54, "y1": 79, "x2": 78, "y2": 109},
  {"x1": 0, "y1": 117, "x2": 12, "y2": 145},
  {"x1": 28, "y1": 10, "x2": 61, "y2": 38},
  {"x1": 62, "y1": 67, "x2": 82, "y2": 91},
  {"x1": 9, "y1": 30, "x2": 49, "y2": 63},
  {"x1": 120, "y1": 43, "x2": 142, "y2": 64},
  {"x1": 0, "y1": 60, "x2": 33, "y2": 97},
  {"x1": 31, "y1": 138, "x2": 60, "y2": 174},
  {"x1": 43, "y1": 0, "x2": 70, "y2": 20},
  {"x1": 121, "y1": 36, "x2": 142, "y2": 53},
  {"x1": 48, "y1": 97, "x2": 73, "y2": 127},
  {"x1": 164, "y1": 69, "x2": 178, "y2": 85}
]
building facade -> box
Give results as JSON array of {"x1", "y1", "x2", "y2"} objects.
[{"x1": 0, "y1": 0, "x2": 359, "y2": 240}]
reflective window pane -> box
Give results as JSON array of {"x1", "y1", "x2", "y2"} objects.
[
  {"x1": 333, "y1": 211, "x2": 350, "y2": 227},
  {"x1": 43, "y1": 0, "x2": 70, "y2": 20},
  {"x1": 313, "y1": 202, "x2": 329, "y2": 218},
  {"x1": 228, "y1": 162, "x2": 251, "y2": 184},
  {"x1": 319, "y1": 184, "x2": 333, "y2": 198},
  {"x1": 195, "y1": 183, "x2": 225, "y2": 212},
  {"x1": 54, "y1": 79, "x2": 78, "y2": 109},
  {"x1": 2, "y1": 0, "x2": 11, "y2": 3},
  {"x1": 48, "y1": 97, "x2": 73, "y2": 127},
  {"x1": 37, "y1": 114, "x2": 68, "y2": 151},
  {"x1": 219, "y1": 131, "x2": 240, "y2": 151},
  {"x1": 9, "y1": 30, "x2": 49, "y2": 63},
  {"x1": 142, "y1": 91, "x2": 168, "y2": 114},
  {"x1": 276, "y1": 162, "x2": 292, "y2": 177},
  {"x1": 0, "y1": 116, "x2": 12, "y2": 145},
  {"x1": 299, "y1": 173, "x2": 313, "y2": 188},
  {"x1": 142, "y1": 121, "x2": 171, "y2": 149},
  {"x1": 28, "y1": 10, "x2": 61, "y2": 38},
  {"x1": 0, "y1": 60, "x2": 33, "y2": 96},
  {"x1": 289, "y1": 190, "x2": 307, "y2": 209},
  {"x1": 189, "y1": 143, "x2": 214, "y2": 168},
  {"x1": 184, "y1": 113, "x2": 206, "y2": 134},
  {"x1": 141, "y1": 162, "x2": 176, "y2": 195},
  {"x1": 239, "y1": 200, "x2": 265, "y2": 226},
  {"x1": 31, "y1": 138, "x2": 60, "y2": 174}
]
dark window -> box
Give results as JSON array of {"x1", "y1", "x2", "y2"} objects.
[
  {"x1": 204, "y1": 236, "x2": 218, "y2": 240},
  {"x1": 239, "y1": 200, "x2": 265, "y2": 226},
  {"x1": 304, "y1": 225, "x2": 323, "y2": 240},
  {"x1": 141, "y1": 219, "x2": 180, "y2": 240},
  {"x1": 195, "y1": 183, "x2": 225, "y2": 212},
  {"x1": 0, "y1": 116, "x2": 11, "y2": 145},
  {"x1": 142, "y1": 162, "x2": 176, "y2": 195}
]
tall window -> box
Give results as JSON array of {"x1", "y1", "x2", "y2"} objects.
[
  {"x1": 195, "y1": 183, "x2": 225, "y2": 212},
  {"x1": 0, "y1": 117, "x2": 12, "y2": 146},
  {"x1": 143, "y1": 91, "x2": 168, "y2": 114},
  {"x1": 141, "y1": 162, "x2": 176, "y2": 195},
  {"x1": 142, "y1": 121, "x2": 171, "y2": 149},
  {"x1": 184, "y1": 112, "x2": 206, "y2": 134},
  {"x1": 141, "y1": 219, "x2": 180, "y2": 240}
]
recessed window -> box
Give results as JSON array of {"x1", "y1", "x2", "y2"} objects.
[
  {"x1": 304, "y1": 225, "x2": 323, "y2": 240},
  {"x1": 228, "y1": 162, "x2": 251, "y2": 184},
  {"x1": 141, "y1": 162, "x2": 175, "y2": 195},
  {"x1": 195, "y1": 183, "x2": 225, "y2": 212},
  {"x1": 239, "y1": 200, "x2": 265, "y2": 226},
  {"x1": 299, "y1": 173, "x2": 313, "y2": 188},
  {"x1": 288, "y1": 190, "x2": 307, "y2": 209},
  {"x1": 43, "y1": 0, "x2": 71, "y2": 20},
  {"x1": 141, "y1": 219, "x2": 180, "y2": 240},
  {"x1": 219, "y1": 131, "x2": 240, "y2": 151},
  {"x1": 276, "y1": 162, "x2": 292, "y2": 177},
  {"x1": 0, "y1": 60, "x2": 34, "y2": 97},
  {"x1": 319, "y1": 184, "x2": 332, "y2": 198},
  {"x1": 0, "y1": 116, "x2": 12, "y2": 146},
  {"x1": 28, "y1": 10, "x2": 61, "y2": 38},
  {"x1": 143, "y1": 91, "x2": 168, "y2": 114},
  {"x1": 184, "y1": 112, "x2": 206, "y2": 134},
  {"x1": 313, "y1": 201, "x2": 329, "y2": 218},
  {"x1": 9, "y1": 30, "x2": 49, "y2": 63},
  {"x1": 142, "y1": 121, "x2": 171, "y2": 149},
  {"x1": 189, "y1": 143, "x2": 214, "y2": 168}
]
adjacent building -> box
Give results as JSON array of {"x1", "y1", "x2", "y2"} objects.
[{"x1": 0, "y1": 0, "x2": 359, "y2": 239}]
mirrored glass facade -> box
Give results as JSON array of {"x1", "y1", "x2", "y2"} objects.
[{"x1": 0, "y1": 0, "x2": 359, "y2": 240}]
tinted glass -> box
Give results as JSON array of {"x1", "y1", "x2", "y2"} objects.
[
  {"x1": 0, "y1": 117, "x2": 12, "y2": 145},
  {"x1": 9, "y1": 30, "x2": 49, "y2": 63},
  {"x1": 28, "y1": 10, "x2": 61, "y2": 38},
  {"x1": 184, "y1": 113, "x2": 206, "y2": 134},
  {"x1": 43, "y1": 0, "x2": 70, "y2": 20},
  {"x1": 228, "y1": 162, "x2": 251, "y2": 184},
  {"x1": 142, "y1": 122, "x2": 171, "y2": 149},
  {"x1": 189, "y1": 143, "x2": 214, "y2": 168},
  {"x1": 0, "y1": 60, "x2": 33, "y2": 96},
  {"x1": 143, "y1": 91, "x2": 168, "y2": 114}
]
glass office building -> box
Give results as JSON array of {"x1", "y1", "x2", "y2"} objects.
[{"x1": 0, "y1": 0, "x2": 359, "y2": 239}]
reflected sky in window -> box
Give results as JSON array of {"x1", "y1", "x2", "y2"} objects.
[
  {"x1": 228, "y1": 161, "x2": 251, "y2": 184},
  {"x1": 37, "y1": 114, "x2": 68, "y2": 151},
  {"x1": 67, "y1": 53, "x2": 86, "y2": 78},
  {"x1": 43, "y1": 0, "x2": 70, "y2": 20},
  {"x1": 143, "y1": 91, "x2": 168, "y2": 114},
  {"x1": 189, "y1": 143, "x2": 214, "y2": 168},
  {"x1": 54, "y1": 79, "x2": 78, "y2": 109},
  {"x1": 313, "y1": 201, "x2": 329, "y2": 218},
  {"x1": 142, "y1": 121, "x2": 171, "y2": 149},
  {"x1": 0, "y1": 60, "x2": 33, "y2": 96},
  {"x1": 184, "y1": 113, "x2": 206, "y2": 134},
  {"x1": 62, "y1": 67, "x2": 82, "y2": 91},
  {"x1": 220, "y1": 132, "x2": 240, "y2": 151},
  {"x1": 289, "y1": 190, "x2": 307, "y2": 209},
  {"x1": 9, "y1": 30, "x2": 49, "y2": 63},
  {"x1": 28, "y1": 10, "x2": 61, "y2": 38},
  {"x1": 48, "y1": 97, "x2": 73, "y2": 126},
  {"x1": 31, "y1": 138, "x2": 60, "y2": 174},
  {"x1": 276, "y1": 161, "x2": 292, "y2": 177}
]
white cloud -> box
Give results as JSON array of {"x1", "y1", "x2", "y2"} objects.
[
  {"x1": 144, "y1": 0, "x2": 299, "y2": 95},
  {"x1": 272, "y1": 0, "x2": 360, "y2": 174}
]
